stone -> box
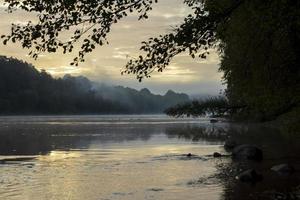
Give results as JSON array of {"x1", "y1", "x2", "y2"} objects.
[
  {"x1": 271, "y1": 164, "x2": 295, "y2": 175},
  {"x1": 186, "y1": 153, "x2": 193, "y2": 157},
  {"x1": 232, "y1": 144, "x2": 263, "y2": 161},
  {"x1": 224, "y1": 139, "x2": 237, "y2": 150},
  {"x1": 210, "y1": 119, "x2": 218, "y2": 123},
  {"x1": 213, "y1": 152, "x2": 222, "y2": 157},
  {"x1": 237, "y1": 169, "x2": 263, "y2": 183}
]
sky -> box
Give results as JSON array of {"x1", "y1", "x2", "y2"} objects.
[{"x1": 0, "y1": 0, "x2": 225, "y2": 95}]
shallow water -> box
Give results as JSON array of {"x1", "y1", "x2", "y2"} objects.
[{"x1": 0, "y1": 115, "x2": 299, "y2": 200}]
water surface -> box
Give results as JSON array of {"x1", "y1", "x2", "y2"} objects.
[{"x1": 0, "y1": 115, "x2": 299, "y2": 200}]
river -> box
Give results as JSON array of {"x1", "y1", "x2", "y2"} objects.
[{"x1": 0, "y1": 115, "x2": 299, "y2": 200}]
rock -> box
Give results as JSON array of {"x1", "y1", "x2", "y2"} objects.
[
  {"x1": 213, "y1": 152, "x2": 222, "y2": 157},
  {"x1": 271, "y1": 164, "x2": 295, "y2": 175},
  {"x1": 210, "y1": 119, "x2": 218, "y2": 123},
  {"x1": 186, "y1": 153, "x2": 193, "y2": 157},
  {"x1": 224, "y1": 139, "x2": 237, "y2": 150},
  {"x1": 232, "y1": 144, "x2": 263, "y2": 161},
  {"x1": 237, "y1": 169, "x2": 263, "y2": 183}
]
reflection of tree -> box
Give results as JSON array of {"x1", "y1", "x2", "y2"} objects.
[
  {"x1": 0, "y1": 130, "x2": 53, "y2": 155},
  {"x1": 198, "y1": 124, "x2": 300, "y2": 200},
  {"x1": 165, "y1": 124, "x2": 228, "y2": 143},
  {"x1": 166, "y1": 123, "x2": 300, "y2": 199},
  {"x1": 0, "y1": 123, "x2": 164, "y2": 155}
]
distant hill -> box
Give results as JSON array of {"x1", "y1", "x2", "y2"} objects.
[{"x1": 0, "y1": 56, "x2": 189, "y2": 114}]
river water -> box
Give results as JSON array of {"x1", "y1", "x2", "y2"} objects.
[{"x1": 0, "y1": 115, "x2": 299, "y2": 200}]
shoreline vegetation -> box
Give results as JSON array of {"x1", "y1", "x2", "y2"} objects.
[
  {"x1": 165, "y1": 96, "x2": 233, "y2": 118},
  {"x1": 164, "y1": 96, "x2": 300, "y2": 132}
]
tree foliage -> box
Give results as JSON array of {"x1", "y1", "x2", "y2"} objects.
[
  {"x1": 1, "y1": 0, "x2": 242, "y2": 79},
  {"x1": 164, "y1": 96, "x2": 230, "y2": 117},
  {"x1": 1, "y1": 0, "x2": 299, "y2": 120},
  {"x1": 218, "y1": 0, "x2": 300, "y2": 120},
  {"x1": 1, "y1": 0, "x2": 157, "y2": 66}
]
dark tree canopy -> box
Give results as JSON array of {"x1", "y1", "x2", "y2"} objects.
[
  {"x1": 1, "y1": 0, "x2": 160, "y2": 74},
  {"x1": 164, "y1": 96, "x2": 230, "y2": 118},
  {"x1": 1, "y1": 0, "x2": 299, "y2": 121},
  {"x1": 1, "y1": 0, "x2": 240, "y2": 80}
]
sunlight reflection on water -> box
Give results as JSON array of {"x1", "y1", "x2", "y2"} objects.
[
  {"x1": 1, "y1": 115, "x2": 299, "y2": 200},
  {"x1": 0, "y1": 115, "x2": 224, "y2": 200}
]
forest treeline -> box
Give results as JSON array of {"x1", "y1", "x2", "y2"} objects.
[
  {"x1": 165, "y1": 1, "x2": 300, "y2": 122},
  {"x1": 1, "y1": 0, "x2": 299, "y2": 122},
  {"x1": 0, "y1": 56, "x2": 189, "y2": 114}
]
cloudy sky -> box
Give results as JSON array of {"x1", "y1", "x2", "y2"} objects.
[{"x1": 0, "y1": 0, "x2": 225, "y2": 95}]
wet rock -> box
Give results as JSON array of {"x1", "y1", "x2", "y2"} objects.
[
  {"x1": 0, "y1": 157, "x2": 36, "y2": 164},
  {"x1": 182, "y1": 153, "x2": 207, "y2": 160},
  {"x1": 271, "y1": 164, "x2": 295, "y2": 175},
  {"x1": 224, "y1": 139, "x2": 237, "y2": 150},
  {"x1": 147, "y1": 188, "x2": 164, "y2": 192},
  {"x1": 232, "y1": 144, "x2": 263, "y2": 161},
  {"x1": 186, "y1": 153, "x2": 193, "y2": 157},
  {"x1": 210, "y1": 119, "x2": 218, "y2": 123},
  {"x1": 237, "y1": 169, "x2": 263, "y2": 183},
  {"x1": 213, "y1": 152, "x2": 222, "y2": 158}
]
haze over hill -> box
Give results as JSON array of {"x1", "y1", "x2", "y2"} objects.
[{"x1": 0, "y1": 56, "x2": 189, "y2": 114}]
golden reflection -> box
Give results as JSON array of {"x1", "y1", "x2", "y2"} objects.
[
  {"x1": 44, "y1": 151, "x2": 82, "y2": 162},
  {"x1": 0, "y1": 141, "x2": 220, "y2": 200}
]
